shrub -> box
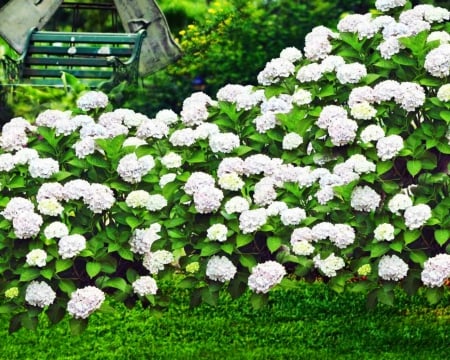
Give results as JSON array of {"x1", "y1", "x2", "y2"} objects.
[{"x1": 1, "y1": 1, "x2": 450, "y2": 333}]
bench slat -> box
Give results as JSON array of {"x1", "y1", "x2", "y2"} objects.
[
  {"x1": 26, "y1": 57, "x2": 112, "y2": 67},
  {"x1": 31, "y1": 32, "x2": 141, "y2": 44},
  {"x1": 23, "y1": 69, "x2": 113, "y2": 79},
  {"x1": 27, "y1": 46, "x2": 133, "y2": 57}
]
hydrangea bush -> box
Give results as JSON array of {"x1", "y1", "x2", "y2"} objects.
[{"x1": 1, "y1": 1, "x2": 450, "y2": 332}]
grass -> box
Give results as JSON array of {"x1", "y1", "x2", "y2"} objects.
[{"x1": 1, "y1": 282, "x2": 449, "y2": 360}]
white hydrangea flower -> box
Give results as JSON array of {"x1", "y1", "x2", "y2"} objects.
[
  {"x1": 304, "y1": 34, "x2": 333, "y2": 61},
  {"x1": 253, "y1": 177, "x2": 277, "y2": 207},
  {"x1": 292, "y1": 88, "x2": 313, "y2": 106},
  {"x1": 193, "y1": 187, "x2": 223, "y2": 214},
  {"x1": 424, "y1": 44, "x2": 450, "y2": 78},
  {"x1": 63, "y1": 179, "x2": 91, "y2": 200},
  {"x1": 146, "y1": 194, "x2": 168, "y2": 211},
  {"x1": 292, "y1": 240, "x2": 315, "y2": 256},
  {"x1": 73, "y1": 137, "x2": 96, "y2": 159},
  {"x1": 388, "y1": 193, "x2": 413, "y2": 215},
  {"x1": 348, "y1": 86, "x2": 374, "y2": 107},
  {"x1": 36, "y1": 182, "x2": 65, "y2": 202},
  {"x1": 136, "y1": 119, "x2": 169, "y2": 139},
  {"x1": 328, "y1": 117, "x2": 358, "y2": 146},
  {"x1": 117, "y1": 153, "x2": 155, "y2": 183},
  {"x1": 155, "y1": 109, "x2": 179, "y2": 125},
  {"x1": 207, "y1": 224, "x2": 228, "y2": 242},
  {"x1": 67, "y1": 286, "x2": 105, "y2": 319},
  {"x1": 1, "y1": 197, "x2": 34, "y2": 221},
  {"x1": 313, "y1": 253, "x2": 345, "y2": 277},
  {"x1": 266, "y1": 201, "x2": 289, "y2": 217},
  {"x1": 350, "y1": 185, "x2": 381, "y2": 212},
  {"x1": 336, "y1": 63, "x2": 367, "y2": 84},
  {"x1": 423, "y1": 6, "x2": 450, "y2": 23},
  {"x1": 129, "y1": 224, "x2": 161, "y2": 255},
  {"x1": 25, "y1": 281, "x2": 56, "y2": 308},
  {"x1": 13, "y1": 148, "x2": 39, "y2": 165},
  {"x1": 282, "y1": 133, "x2": 303, "y2": 150},
  {"x1": 291, "y1": 227, "x2": 315, "y2": 244},
  {"x1": 337, "y1": 13, "x2": 370, "y2": 33},
  {"x1": 375, "y1": 0, "x2": 406, "y2": 12},
  {"x1": 206, "y1": 256, "x2": 237, "y2": 282},
  {"x1": 427, "y1": 31, "x2": 450, "y2": 44},
  {"x1": 254, "y1": 112, "x2": 278, "y2": 133},
  {"x1": 243, "y1": 154, "x2": 272, "y2": 175},
  {"x1": 421, "y1": 254, "x2": 450, "y2": 287},
  {"x1": 132, "y1": 276, "x2": 158, "y2": 296},
  {"x1": 169, "y1": 128, "x2": 196, "y2": 147},
  {"x1": 44, "y1": 221, "x2": 69, "y2": 239},
  {"x1": 347, "y1": 154, "x2": 376, "y2": 174},
  {"x1": 296, "y1": 63, "x2": 323, "y2": 82},
  {"x1": 248, "y1": 261, "x2": 286, "y2": 293},
  {"x1": 239, "y1": 208, "x2": 268, "y2": 234},
  {"x1": 311, "y1": 222, "x2": 335, "y2": 240},
  {"x1": 0, "y1": 129, "x2": 28, "y2": 152},
  {"x1": 181, "y1": 104, "x2": 210, "y2": 127},
  {"x1": 37, "y1": 198, "x2": 64, "y2": 217},
  {"x1": 13, "y1": 212, "x2": 43, "y2": 239},
  {"x1": 279, "y1": 46, "x2": 303, "y2": 62},
  {"x1": 83, "y1": 183, "x2": 115, "y2": 213},
  {"x1": 376, "y1": 135, "x2": 404, "y2": 161},
  {"x1": 329, "y1": 224, "x2": 355, "y2": 249},
  {"x1": 184, "y1": 172, "x2": 215, "y2": 195},
  {"x1": 224, "y1": 196, "x2": 250, "y2": 214},
  {"x1": 395, "y1": 82, "x2": 425, "y2": 112},
  {"x1": 28, "y1": 157, "x2": 59, "y2": 179},
  {"x1": 143, "y1": 250, "x2": 174, "y2": 274},
  {"x1": 280, "y1": 207, "x2": 307, "y2": 226},
  {"x1": 378, "y1": 254, "x2": 408, "y2": 281},
  {"x1": 58, "y1": 234, "x2": 86, "y2": 259},
  {"x1": 160, "y1": 152, "x2": 182, "y2": 169},
  {"x1": 125, "y1": 190, "x2": 151, "y2": 208},
  {"x1": 76, "y1": 91, "x2": 108, "y2": 111},
  {"x1": 218, "y1": 172, "x2": 245, "y2": 191},
  {"x1": 374, "y1": 223, "x2": 395, "y2": 241},
  {"x1": 373, "y1": 80, "x2": 402, "y2": 103},
  {"x1": 350, "y1": 102, "x2": 377, "y2": 120},
  {"x1": 360, "y1": 124, "x2": 385, "y2": 143},
  {"x1": 437, "y1": 84, "x2": 450, "y2": 102},
  {"x1": 159, "y1": 173, "x2": 177, "y2": 187},
  {"x1": 0, "y1": 153, "x2": 15, "y2": 172},
  {"x1": 123, "y1": 136, "x2": 147, "y2": 148},
  {"x1": 209, "y1": 132, "x2": 240, "y2": 153},
  {"x1": 194, "y1": 123, "x2": 221, "y2": 140},
  {"x1": 404, "y1": 204, "x2": 432, "y2": 230},
  {"x1": 257, "y1": 57, "x2": 295, "y2": 85},
  {"x1": 26, "y1": 249, "x2": 47, "y2": 267},
  {"x1": 317, "y1": 105, "x2": 348, "y2": 130},
  {"x1": 36, "y1": 109, "x2": 70, "y2": 127},
  {"x1": 321, "y1": 55, "x2": 345, "y2": 72}
]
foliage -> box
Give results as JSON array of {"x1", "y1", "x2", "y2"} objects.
[
  {"x1": 1, "y1": 283, "x2": 449, "y2": 359},
  {"x1": 0, "y1": 1, "x2": 450, "y2": 333}
]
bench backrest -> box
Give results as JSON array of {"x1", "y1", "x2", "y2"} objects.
[{"x1": 20, "y1": 28, "x2": 146, "y2": 86}]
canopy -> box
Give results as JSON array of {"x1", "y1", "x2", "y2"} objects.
[{"x1": 0, "y1": 0, "x2": 182, "y2": 76}]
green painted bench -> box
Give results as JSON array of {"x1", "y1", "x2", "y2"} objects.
[{"x1": 1, "y1": 27, "x2": 147, "y2": 89}]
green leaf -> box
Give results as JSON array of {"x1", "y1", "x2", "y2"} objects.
[
  {"x1": 54, "y1": 171, "x2": 73, "y2": 181},
  {"x1": 404, "y1": 230, "x2": 421, "y2": 245},
  {"x1": 376, "y1": 161, "x2": 393, "y2": 175},
  {"x1": 178, "y1": 277, "x2": 197, "y2": 289},
  {"x1": 239, "y1": 254, "x2": 257, "y2": 269},
  {"x1": 19, "y1": 268, "x2": 40, "y2": 282},
  {"x1": 409, "y1": 250, "x2": 428, "y2": 265},
  {"x1": 59, "y1": 279, "x2": 76, "y2": 294},
  {"x1": 40, "y1": 268, "x2": 54, "y2": 280},
  {"x1": 164, "y1": 218, "x2": 186, "y2": 229},
  {"x1": 55, "y1": 259, "x2": 73, "y2": 273},
  {"x1": 406, "y1": 160, "x2": 422, "y2": 177},
  {"x1": 187, "y1": 150, "x2": 206, "y2": 164},
  {"x1": 267, "y1": 236, "x2": 282, "y2": 253},
  {"x1": 425, "y1": 287, "x2": 443, "y2": 305},
  {"x1": 0, "y1": 304, "x2": 14, "y2": 314},
  {"x1": 377, "y1": 288, "x2": 394, "y2": 306},
  {"x1": 250, "y1": 293, "x2": 268, "y2": 310},
  {"x1": 389, "y1": 241, "x2": 403, "y2": 253},
  {"x1": 125, "y1": 216, "x2": 141, "y2": 230},
  {"x1": 104, "y1": 277, "x2": 129, "y2": 292},
  {"x1": 200, "y1": 243, "x2": 220, "y2": 257},
  {"x1": 236, "y1": 234, "x2": 253, "y2": 248},
  {"x1": 434, "y1": 229, "x2": 450, "y2": 246},
  {"x1": 118, "y1": 247, "x2": 134, "y2": 261},
  {"x1": 69, "y1": 318, "x2": 89, "y2": 335},
  {"x1": 8, "y1": 176, "x2": 25, "y2": 189},
  {"x1": 368, "y1": 243, "x2": 389, "y2": 258},
  {"x1": 86, "y1": 262, "x2": 102, "y2": 278},
  {"x1": 221, "y1": 242, "x2": 234, "y2": 255}
]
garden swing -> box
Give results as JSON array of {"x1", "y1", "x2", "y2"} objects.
[{"x1": 0, "y1": 0, "x2": 182, "y2": 89}]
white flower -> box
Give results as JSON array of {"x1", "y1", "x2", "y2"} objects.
[
  {"x1": 184, "y1": 172, "x2": 215, "y2": 195},
  {"x1": 292, "y1": 240, "x2": 315, "y2": 256},
  {"x1": 123, "y1": 137, "x2": 147, "y2": 148},
  {"x1": 13, "y1": 148, "x2": 39, "y2": 165},
  {"x1": 427, "y1": 31, "x2": 450, "y2": 44},
  {"x1": 132, "y1": 276, "x2": 158, "y2": 296},
  {"x1": 424, "y1": 6, "x2": 450, "y2": 23},
  {"x1": 76, "y1": 91, "x2": 108, "y2": 111},
  {"x1": 117, "y1": 153, "x2": 155, "y2": 183},
  {"x1": 388, "y1": 193, "x2": 413, "y2": 215},
  {"x1": 313, "y1": 253, "x2": 345, "y2": 277},
  {"x1": 63, "y1": 179, "x2": 91, "y2": 200},
  {"x1": 336, "y1": 63, "x2": 367, "y2": 84},
  {"x1": 248, "y1": 261, "x2": 286, "y2": 293},
  {"x1": 374, "y1": 223, "x2": 395, "y2": 241},
  {"x1": 218, "y1": 172, "x2": 244, "y2": 191},
  {"x1": 292, "y1": 88, "x2": 313, "y2": 106},
  {"x1": 424, "y1": 44, "x2": 450, "y2": 78},
  {"x1": 146, "y1": 194, "x2": 168, "y2": 211},
  {"x1": 73, "y1": 137, "x2": 96, "y2": 159},
  {"x1": 421, "y1": 254, "x2": 450, "y2": 287},
  {"x1": 58, "y1": 234, "x2": 86, "y2": 259},
  {"x1": 291, "y1": 227, "x2": 315, "y2": 244},
  {"x1": 0, "y1": 153, "x2": 15, "y2": 172},
  {"x1": 194, "y1": 123, "x2": 221, "y2": 140},
  {"x1": 376, "y1": 135, "x2": 404, "y2": 161},
  {"x1": 378, "y1": 255, "x2": 408, "y2": 281},
  {"x1": 125, "y1": 190, "x2": 152, "y2": 208},
  {"x1": 437, "y1": 84, "x2": 450, "y2": 102},
  {"x1": 159, "y1": 173, "x2": 177, "y2": 187},
  {"x1": 257, "y1": 57, "x2": 295, "y2": 85},
  {"x1": 243, "y1": 154, "x2": 272, "y2": 175},
  {"x1": 280, "y1": 207, "x2": 307, "y2": 226},
  {"x1": 44, "y1": 221, "x2": 69, "y2": 239},
  {"x1": 375, "y1": 0, "x2": 406, "y2": 12},
  {"x1": 160, "y1": 152, "x2": 182, "y2": 169},
  {"x1": 360, "y1": 124, "x2": 385, "y2": 143},
  {"x1": 26, "y1": 249, "x2": 47, "y2": 267},
  {"x1": 350, "y1": 185, "x2": 381, "y2": 212},
  {"x1": 396, "y1": 82, "x2": 425, "y2": 112},
  {"x1": 311, "y1": 222, "x2": 335, "y2": 241},
  {"x1": 37, "y1": 198, "x2": 64, "y2": 216},
  {"x1": 207, "y1": 224, "x2": 228, "y2": 242},
  {"x1": 206, "y1": 256, "x2": 237, "y2": 282},
  {"x1": 328, "y1": 117, "x2": 358, "y2": 146},
  {"x1": 329, "y1": 224, "x2": 355, "y2": 249},
  {"x1": 1, "y1": 197, "x2": 34, "y2": 221},
  {"x1": 83, "y1": 183, "x2": 115, "y2": 213},
  {"x1": 282, "y1": 133, "x2": 303, "y2": 150},
  {"x1": 317, "y1": 105, "x2": 347, "y2": 130},
  {"x1": 25, "y1": 281, "x2": 56, "y2": 308},
  {"x1": 239, "y1": 208, "x2": 268, "y2": 234},
  {"x1": 28, "y1": 157, "x2": 59, "y2": 178},
  {"x1": 13, "y1": 212, "x2": 43, "y2": 239},
  {"x1": 136, "y1": 119, "x2": 169, "y2": 139},
  {"x1": 143, "y1": 250, "x2": 174, "y2": 274},
  {"x1": 209, "y1": 132, "x2": 240, "y2": 153},
  {"x1": 36, "y1": 109, "x2": 70, "y2": 127},
  {"x1": 321, "y1": 55, "x2": 345, "y2": 72},
  {"x1": 404, "y1": 204, "x2": 432, "y2": 230},
  {"x1": 224, "y1": 196, "x2": 250, "y2": 214},
  {"x1": 155, "y1": 109, "x2": 179, "y2": 125},
  {"x1": 218, "y1": 157, "x2": 244, "y2": 177},
  {"x1": 129, "y1": 225, "x2": 161, "y2": 255},
  {"x1": 254, "y1": 112, "x2": 277, "y2": 133},
  {"x1": 169, "y1": 128, "x2": 196, "y2": 147},
  {"x1": 253, "y1": 177, "x2": 277, "y2": 207},
  {"x1": 296, "y1": 63, "x2": 323, "y2": 82},
  {"x1": 279, "y1": 47, "x2": 303, "y2": 63},
  {"x1": 350, "y1": 102, "x2": 377, "y2": 120},
  {"x1": 266, "y1": 201, "x2": 289, "y2": 217},
  {"x1": 67, "y1": 286, "x2": 105, "y2": 319},
  {"x1": 193, "y1": 187, "x2": 223, "y2": 213},
  {"x1": 36, "y1": 182, "x2": 65, "y2": 202}
]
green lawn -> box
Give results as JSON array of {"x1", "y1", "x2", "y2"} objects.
[{"x1": 1, "y1": 282, "x2": 449, "y2": 360}]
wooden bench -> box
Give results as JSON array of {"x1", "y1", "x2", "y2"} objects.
[{"x1": 0, "y1": 27, "x2": 147, "y2": 89}]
